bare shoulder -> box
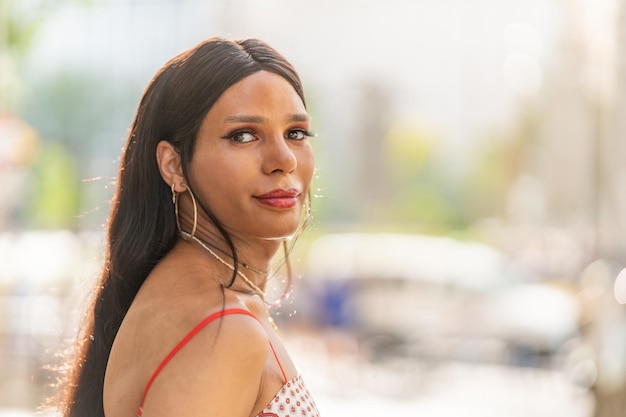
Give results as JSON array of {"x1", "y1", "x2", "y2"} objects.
[
  {"x1": 105, "y1": 245, "x2": 272, "y2": 417},
  {"x1": 139, "y1": 308, "x2": 270, "y2": 417},
  {"x1": 104, "y1": 280, "x2": 269, "y2": 417}
]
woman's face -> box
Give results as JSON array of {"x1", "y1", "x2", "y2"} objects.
[{"x1": 189, "y1": 70, "x2": 314, "y2": 242}]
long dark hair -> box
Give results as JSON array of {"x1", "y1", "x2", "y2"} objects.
[{"x1": 57, "y1": 37, "x2": 305, "y2": 417}]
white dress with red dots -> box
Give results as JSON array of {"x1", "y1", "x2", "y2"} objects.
[
  {"x1": 257, "y1": 374, "x2": 320, "y2": 417},
  {"x1": 137, "y1": 308, "x2": 321, "y2": 417}
]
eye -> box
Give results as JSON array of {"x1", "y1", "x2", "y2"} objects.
[
  {"x1": 222, "y1": 130, "x2": 257, "y2": 143},
  {"x1": 286, "y1": 129, "x2": 314, "y2": 141}
]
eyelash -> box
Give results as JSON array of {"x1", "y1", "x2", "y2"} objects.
[
  {"x1": 287, "y1": 129, "x2": 315, "y2": 141},
  {"x1": 221, "y1": 129, "x2": 256, "y2": 143},
  {"x1": 221, "y1": 128, "x2": 315, "y2": 143}
]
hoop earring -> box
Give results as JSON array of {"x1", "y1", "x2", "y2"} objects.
[
  {"x1": 173, "y1": 183, "x2": 198, "y2": 238},
  {"x1": 281, "y1": 238, "x2": 293, "y2": 301},
  {"x1": 172, "y1": 183, "x2": 181, "y2": 232},
  {"x1": 291, "y1": 191, "x2": 312, "y2": 241},
  {"x1": 263, "y1": 192, "x2": 311, "y2": 307},
  {"x1": 304, "y1": 190, "x2": 312, "y2": 227}
]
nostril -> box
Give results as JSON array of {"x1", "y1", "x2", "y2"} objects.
[{"x1": 263, "y1": 145, "x2": 297, "y2": 174}]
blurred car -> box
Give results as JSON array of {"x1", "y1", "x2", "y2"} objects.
[{"x1": 302, "y1": 233, "x2": 582, "y2": 369}]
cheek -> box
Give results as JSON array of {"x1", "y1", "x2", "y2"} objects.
[
  {"x1": 193, "y1": 149, "x2": 240, "y2": 182},
  {"x1": 299, "y1": 146, "x2": 315, "y2": 185},
  {"x1": 189, "y1": 156, "x2": 238, "y2": 203}
]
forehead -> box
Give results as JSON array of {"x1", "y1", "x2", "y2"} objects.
[{"x1": 206, "y1": 70, "x2": 306, "y2": 121}]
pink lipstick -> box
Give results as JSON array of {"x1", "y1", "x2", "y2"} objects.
[{"x1": 254, "y1": 189, "x2": 300, "y2": 209}]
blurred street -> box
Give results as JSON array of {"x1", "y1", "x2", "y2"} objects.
[
  {"x1": 0, "y1": 327, "x2": 596, "y2": 417},
  {"x1": 280, "y1": 325, "x2": 594, "y2": 417},
  {"x1": 0, "y1": 231, "x2": 617, "y2": 416},
  {"x1": 309, "y1": 362, "x2": 594, "y2": 417}
]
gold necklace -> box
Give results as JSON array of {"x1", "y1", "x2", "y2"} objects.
[
  {"x1": 178, "y1": 232, "x2": 281, "y2": 335},
  {"x1": 240, "y1": 261, "x2": 269, "y2": 275},
  {"x1": 180, "y1": 231, "x2": 267, "y2": 301},
  {"x1": 180, "y1": 230, "x2": 281, "y2": 337},
  {"x1": 209, "y1": 245, "x2": 269, "y2": 275}
]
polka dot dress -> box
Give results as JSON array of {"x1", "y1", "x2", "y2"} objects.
[{"x1": 257, "y1": 375, "x2": 321, "y2": 417}]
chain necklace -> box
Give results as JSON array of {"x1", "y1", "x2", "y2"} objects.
[
  {"x1": 178, "y1": 231, "x2": 283, "y2": 335},
  {"x1": 180, "y1": 231, "x2": 267, "y2": 300},
  {"x1": 209, "y1": 245, "x2": 269, "y2": 275},
  {"x1": 239, "y1": 262, "x2": 269, "y2": 275}
]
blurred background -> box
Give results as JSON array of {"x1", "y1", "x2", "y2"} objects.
[{"x1": 1, "y1": 0, "x2": 626, "y2": 416}]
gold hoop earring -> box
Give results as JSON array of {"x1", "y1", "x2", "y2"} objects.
[
  {"x1": 280, "y1": 191, "x2": 312, "y2": 303},
  {"x1": 304, "y1": 191, "x2": 312, "y2": 226},
  {"x1": 282, "y1": 238, "x2": 293, "y2": 297},
  {"x1": 185, "y1": 184, "x2": 198, "y2": 238},
  {"x1": 172, "y1": 183, "x2": 181, "y2": 233},
  {"x1": 268, "y1": 194, "x2": 311, "y2": 307},
  {"x1": 291, "y1": 191, "x2": 312, "y2": 241},
  {"x1": 173, "y1": 183, "x2": 198, "y2": 238}
]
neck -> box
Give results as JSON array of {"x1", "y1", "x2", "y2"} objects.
[{"x1": 179, "y1": 230, "x2": 273, "y2": 301}]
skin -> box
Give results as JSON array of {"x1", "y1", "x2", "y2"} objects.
[{"x1": 102, "y1": 71, "x2": 315, "y2": 417}]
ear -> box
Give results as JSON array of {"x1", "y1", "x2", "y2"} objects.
[{"x1": 156, "y1": 140, "x2": 185, "y2": 191}]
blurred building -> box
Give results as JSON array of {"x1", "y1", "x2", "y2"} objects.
[
  {"x1": 598, "y1": 0, "x2": 626, "y2": 263},
  {"x1": 500, "y1": 0, "x2": 626, "y2": 281}
]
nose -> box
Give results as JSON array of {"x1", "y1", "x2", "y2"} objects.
[{"x1": 262, "y1": 136, "x2": 297, "y2": 174}]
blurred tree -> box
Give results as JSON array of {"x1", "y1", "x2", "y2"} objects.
[
  {"x1": 24, "y1": 141, "x2": 80, "y2": 229},
  {"x1": 384, "y1": 122, "x2": 465, "y2": 233},
  {"x1": 0, "y1": 0, "x2": 96, "y2": 112},
  {"x1": 23, "y1": 71, "x2": 134, "y2": 173},
  {"x1": 0, "y1": 0, "x2": 122, "y2": 230},
  {"x1": 2, "y1": 0, "x2": 42, "y2": 54},
  {"x1": 21, "y1": 70, "x2": 142, "y2": 229},
  {"x1": 0, "y1": 115, "x2": 40, "y2": 228},
  {"x1": 463, "y1": 105, "x2": 540, "y2": 224}
]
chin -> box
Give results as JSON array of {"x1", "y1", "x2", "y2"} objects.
[
  {"x1": 256, "y1": 224, "x2": 302, "y2": 241},
  {"x1": 258, "y1": 230, "x2": 299, "y2": 241},
  {"x1": 254, "y1": 214, "x2": 304, "y2": 240}
]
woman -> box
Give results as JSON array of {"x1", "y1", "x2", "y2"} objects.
[{"x1": 57, "y1": 37, "x2": 320, "y2": 417}]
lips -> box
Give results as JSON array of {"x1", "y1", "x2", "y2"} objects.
[{"x1": 254, "y1": 188, "x2": 300, "y2": 209}]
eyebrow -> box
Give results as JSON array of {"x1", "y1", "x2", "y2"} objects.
[{"x1": 223, "y1": 114, "x2": 310, "y2": 123}]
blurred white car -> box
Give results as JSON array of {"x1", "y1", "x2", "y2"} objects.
[{"x1": 303, "y1": 233, "x2": 582, "y2": 368}]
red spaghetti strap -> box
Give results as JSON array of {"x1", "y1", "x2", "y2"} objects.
[
  {"x1": 139, "y1": 308, "x2": 259, "y2": 410},
  {"x1": 268, "y1": 341, "x2": 287, "y2": 383}
]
